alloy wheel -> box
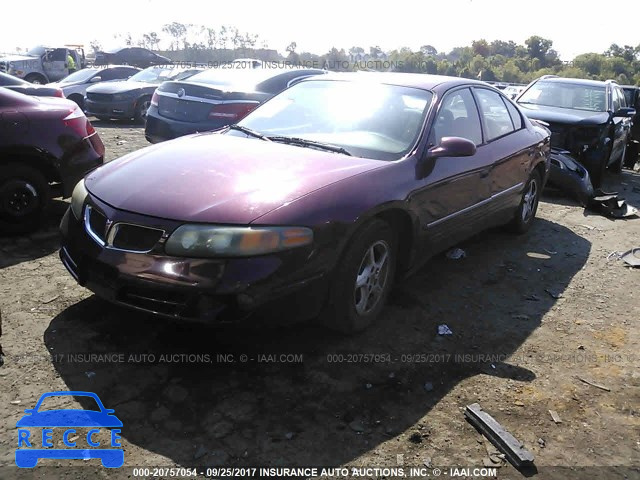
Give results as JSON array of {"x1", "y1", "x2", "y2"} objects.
[
  {"x1": 521, "y1": 178, "x2": 538, "y2": 222},
  {"x1": 354, "y1": 240, "x2": 390, "y2": 315}
]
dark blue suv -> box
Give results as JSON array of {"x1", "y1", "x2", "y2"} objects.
[{"x1": 516, "y1": 76, "x2": 635, "y2": 186}]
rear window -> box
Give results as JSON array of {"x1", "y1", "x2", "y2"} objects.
[{"x1": 186, "y1": 68, "x2": 293, "y2": 89}]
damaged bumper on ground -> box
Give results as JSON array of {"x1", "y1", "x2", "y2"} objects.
[{"x1": 547, "y1": 149, "x2": 594, "y2": 206}]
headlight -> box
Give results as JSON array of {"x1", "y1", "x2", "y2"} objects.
[
  {"x1": 165, "y1": 225, "x2": 313, "y2": 257},
  {"x1": 70, "y1": 180, "x2": 89, "y2": 219}
]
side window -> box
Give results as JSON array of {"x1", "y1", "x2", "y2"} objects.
[
  {"x1": 430, "y1": 88, "x2": 483, "y2": 146},
  {"x1": 611, "y1": 87, "x2": 620, "y2": 112},
  {"x1": 49, "y1": 48, "x2": 67, "y2": 61},
  {"x1": 616, "y1": 88, "x2": 626, "y2": 108},
  {"x1": 505, "y1": 100, "x2": 523, "y2": 130},
  {"x1": 474, "y1": 88, "x2": 515, "y2": 141},
  {"x1": 98, "y1": 69, "x2": 119, "y2": 81}
]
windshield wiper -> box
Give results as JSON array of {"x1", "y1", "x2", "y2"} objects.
[
  {"x1": 227, "y1": 124, "x2": 270, "y2": 141},
  {"x1": 267, "y1": 136, "x2": 352, "y2": 156}
]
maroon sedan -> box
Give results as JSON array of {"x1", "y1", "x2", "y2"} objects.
[
  {"x1": 1, "y1": 87, "x2": 104, "y2": 234},
  {"x1": 60, "y1": 73, "x2": 550, "y2": 333}
]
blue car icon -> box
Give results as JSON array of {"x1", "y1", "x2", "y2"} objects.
[{"x1": 16, "y1": 391, "x2": 123, "y2": 468}]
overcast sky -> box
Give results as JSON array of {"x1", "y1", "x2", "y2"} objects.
[{"x1": 1, "y1": 0, "x2": 638, "y2": 60}]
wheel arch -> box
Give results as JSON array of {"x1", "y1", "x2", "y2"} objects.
[
  {"x1": 341, "y1": 203, "x2": 419, "y2": 277},
  {"x1": 0, "y1": 146, "x2": 61, "y2": 184}
]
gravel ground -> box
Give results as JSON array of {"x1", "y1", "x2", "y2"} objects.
[{"x1": 0, "y1": 122, "x2": 639, "y2": 479}]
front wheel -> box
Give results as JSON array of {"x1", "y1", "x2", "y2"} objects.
[
  {"x1": 321, "y1": 219, "x2": 396, "y2": 334},
  {"x1": 0, "y1": 164, "x2": 50, "y2": 234},
  {"x1": 506, "y1": 170, "x2": 541, "y2": 234}
]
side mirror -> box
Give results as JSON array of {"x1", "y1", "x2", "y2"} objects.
[
  {"x1": 90, "y1": 76, "x2": 102, "y2": 83},
  {"x1": 427, "y1": 136, "x2": 477, "y2": 159},
  {"x1": 613, "y1": 107, "x2": 636, "y2": 118}
]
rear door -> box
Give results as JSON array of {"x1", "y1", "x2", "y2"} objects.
[
  {"x1": 472, "y1": 87, "x2": 530, "y2": 216},
  {"x1": 412, "y1": 86, "x2": 494, "y2": 250},
  {"x1": 42, "y1": 48, "x2": 68, "y2": 81}
]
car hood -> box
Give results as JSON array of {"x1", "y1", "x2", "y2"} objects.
[
  {"x1": 85, "y1": 133, "x2": 384, "y2": 224},
  {"x1": 518, "y1": 104, "x2": 610, "y2": 126},
  {"x1": 86, "y1": 81, "x2": 153, "y2": 94},
  {"x1": 0, "y1": 55, "x2": 35, "y2": 62}
]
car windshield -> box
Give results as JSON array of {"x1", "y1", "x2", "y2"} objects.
[
  {"x1": 129, "y1": 67, "x2": 192, "y2": 84},
  {"x1": 519, "y1": 81, "x2": 607, "y2": 112},
  {"x1": 234, "y1": 80, "x2": 433, "y2": 161},
  {"x1": 59, "y1": 69, "x2": 97, "y2": 84}
]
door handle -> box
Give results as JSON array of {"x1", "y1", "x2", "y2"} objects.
[{"x1": 480, "y1": 169, "x2": 490, "y2": 178}]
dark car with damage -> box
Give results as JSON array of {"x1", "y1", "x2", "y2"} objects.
[
  {"x1": 84, "y1": 65, "x2": 204, "y2": 123},
  {"x1": 0, "y1": 88, "x2": 104, "y2": 233},
  {"x1": 516, "y1": 76, "x2": 634, "y2": 186},
  {"x1": 60, "y1": 73, "x2": 550, "y2": 333},
  {"x1": 144, "y1": 67, "x2": 326, "y2": 143}
]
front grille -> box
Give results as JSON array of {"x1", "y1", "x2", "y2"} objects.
[
  {"x1": 110, "y1": 224, "x2": 163, "y2": 252},
  {"x1": 87, "y1": 207, "x2": 108, "y2": 243},
  {"x1": 85, "y1": 206, "x2": 163, "y2": 252},
  {"x1": 87, "y1": 92, "x2": 114, "y2": 102},
  {"x1": 158, "y1": 96, "x2": 212, "y2": 122},
  {"x1": 0, "y1": 62, "x2": 7, "y2": 73},
  {"x1": 548, "y1": 124, "x2": 568, "y2": 150}
]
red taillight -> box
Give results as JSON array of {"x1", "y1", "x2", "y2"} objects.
[
  {"x1": 208, "y1": 102, "x2": 258, "y2": 121},
  {"x1": 151, "y1": 91, "x2": 159, "y2": 107},
  {"x1": 54, "y1": 89, "x2": 65, "y2": 98},
  {"x1": 62, "y1": 108, "x2": 91, "y2": 137}
]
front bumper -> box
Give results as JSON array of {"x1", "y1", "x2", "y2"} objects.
[
  {"x1": 85, "y1": 99, "x2": 136, "y2": 119},
  {"x1": 59, "y1": 132, "x2": 105, "y2": 197},
  {"x1": 59, "y1": 199, "x2": 330, "y2": 324}
]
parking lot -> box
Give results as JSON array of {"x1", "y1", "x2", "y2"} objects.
[{"x1": 1, "y1": 122, "x2": 639, "y2": 478}]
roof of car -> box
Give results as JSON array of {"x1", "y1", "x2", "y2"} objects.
[
  {"x1": 307, "y1": 72, "x2": 489, "y2": 90},
  {"x1": 536, "y1": 76, "x2": 612, "y2": 87}
]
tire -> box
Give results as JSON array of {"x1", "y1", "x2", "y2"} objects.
[
  {"x1": 506, "y1": 170, "x2": 541, "y2": 234},
  {"x1": 320, "y1": 219, "x2": 397, "y2": 334},
  {"x1": 0, "y1": 164, "x2": 50, "y2": 235},
  {"x1": 623, "y1": 141, "x2": 639, "y2": 169},
  {"x1": 134, "y1": 96, "x2": 152, "y2": 124},
  {"x1": 67, "y1": 94, "x2": 84, "y2": 110},
  {"x1": 589, "y1": 148, "x2": 610, "y2": 189},
  {"x1": 24, "y1": 73, "x2": 46, "y2": 85},
  {"x1": 610, "y1": 142, "x2": 626, "y2": 174}
]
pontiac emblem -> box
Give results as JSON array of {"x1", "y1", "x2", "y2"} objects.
[{"x1": 177, "y1": 88, "x2": 185, "y2": 98}]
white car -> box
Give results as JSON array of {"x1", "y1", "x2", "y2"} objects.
[{"x1": 47, "y1": 66, "x2": 140, "y2": 108}]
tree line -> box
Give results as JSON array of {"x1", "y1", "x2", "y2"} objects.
[{"x1": 87, "y1": 23, "x2": 640, "y2": 85}]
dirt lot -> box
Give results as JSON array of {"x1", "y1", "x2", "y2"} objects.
[{"x1": 0, "y1": 121, "x2": 639, "y2": 480}]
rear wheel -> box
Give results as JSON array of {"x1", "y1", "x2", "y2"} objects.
[
  {"x1": 134, "y1": 96, "x2": 151, "y2": 124},
  {"x1": 507, "y1": 170, "x2": 541, "y2": 234},
  {"x1": 321, "y1": 219, "x2": 396, "y2": 334},
  {"x1": 0, "y1": 164, "x2": 50, "y2": 234}
]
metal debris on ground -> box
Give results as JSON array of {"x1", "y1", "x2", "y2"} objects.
[
  {"x1": 545, "y1": 289, "x2": 563, "y2": 299},
  {"x1": 438, "y1": 324, "x2": 453, "y2": 335},
  {"x1": 606, "y1": 248, "x2": 640, "y2": 268},
  {"x1": 445, "y1": 248, "x2": 466, "y2": 260},
  {"x1": 549, "y1": 410, "x2": 562, "y2": 424},
  {"x1": 464, "y1": 403, "x2": 535, "y2": 469},
  {"x1": 577, "y1": 376, "x2": 611, "y2": 392}
]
